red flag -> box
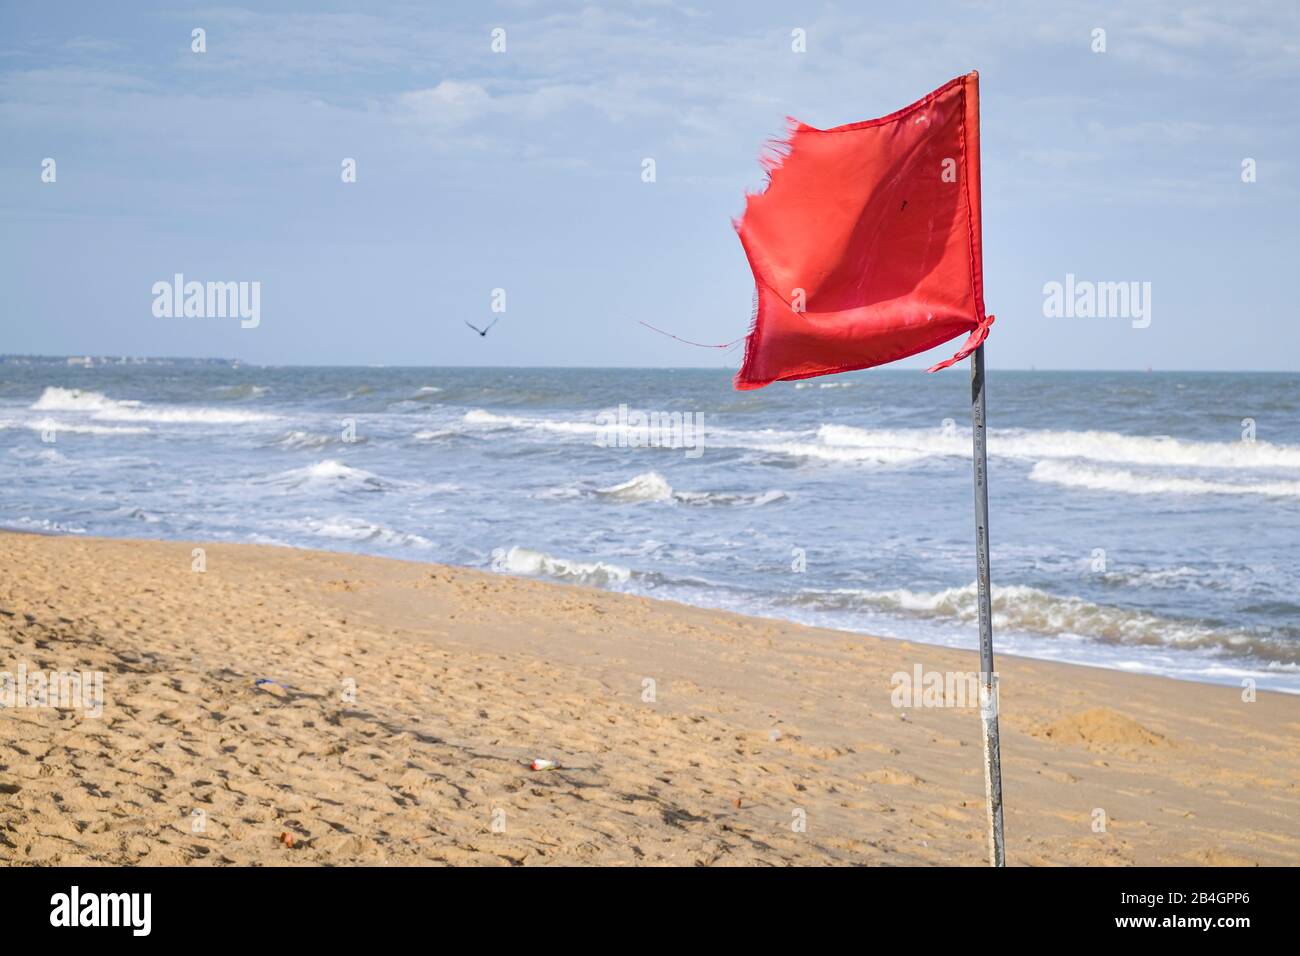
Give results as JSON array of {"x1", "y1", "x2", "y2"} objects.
[{"x1": 733, "y1": 72, "x2": 993, "y2": 390}]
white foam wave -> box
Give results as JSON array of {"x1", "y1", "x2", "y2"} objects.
[
  {"x1": 0, "y1": 416, "x2": 151, "y2": 435},
  {"x1": 263, "y1": 459, "x2": 389, "y2": 493},
  {"x1": 463, "y1": 410, "x2": 705, "y2": 450},
  {"x1": 810, "y1": 423, "x2": 1300, "y2": 469},
  {"x1": 463, "y1": 409, "x2": 601, "y2": 436},
  {"x1": 282, "y1": 516, "x2": 433, "y2": 549},
  {"x1": 590, "y1": 472, "x2": 788, "y2": 506},
  {"x1": 754, "y1": 429, "x2": 934, "y2": 465},
  {"x1": 460, "y1": 410, "x2": 1300, "y2": 474},
  {"x1": 3, "y1": 516, "x2": 87, "y2": 535},
  {"x1": 596, "y1": 472, "x2": 675, "y2": 502},
  {"x1": 798, "y1": 582, "x2": 1290, "y2": 662},
  {"x1": 1030, "y1": 461, "x2": 1300, "y2": 498},
  {"x1": 32, "y1": 387, "x2": 275, "y2": 424},
  {"x1": 493, "y1": 545, "x2": 631, "y2": 586},
  {"x1": 32, "y1": 387, "x2": 139, "y2": 413}
]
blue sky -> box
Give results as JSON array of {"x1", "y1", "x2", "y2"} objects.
[{"x1": 2, "y1": 1, "x2": 1297, "y2": 370}]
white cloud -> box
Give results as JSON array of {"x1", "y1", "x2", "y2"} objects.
[{"x1": 397, "y1": 81, "x2": 492, "y2": 126}]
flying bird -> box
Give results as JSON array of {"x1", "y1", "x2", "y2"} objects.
[{"x1": 464, "y1": 318, "x2": 499, "y2": 337}]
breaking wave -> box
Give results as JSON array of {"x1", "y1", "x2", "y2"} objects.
[
  {"x1": 32, "y1": 387, "x2": 275, "y2": 425},
  {"x1": 463, "y1": 409, "x2": 602, "y2": 436},
  {"x1": 492, "y1": 545, "x2": 632, "y2": 586},
  {"x1": 787, "y1": 583, "x2": 1294, "y2": 663},
  {"x1": 277, "y1": 516, "x2": 433, "y2": 549},
  {"x1": 456, "y1": 411, "x2": 1300, "y2": 476},
  {"x1": 2, "y1": 516, "x2": 88, "y2": 535},
  {"x1": 596, "y1": 471, "x2": 674, "y2": 502},
  {"x1": 789, "y1": 424, "x2": 1300, "y2": 469},
  {"x1": 589, "y1": 471, "x2": 787, "y2": 506},
  {"x1": 1, "y1": 416, "x2": 150, "y2": 435},
  {"x1": 261, "y1": 459, "x2": 390, "y2": 493},
  {"x1": 1030, "y1": 461, "x2": 1300, "y2": 498}
]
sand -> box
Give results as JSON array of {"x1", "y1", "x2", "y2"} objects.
[{"x1": 1, "y1": 531, "x2": 1297, "y2": 866}]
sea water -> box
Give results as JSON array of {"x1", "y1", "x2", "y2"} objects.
[{"x1": 3, "y1": 359, "x2": 1297, "y2": 693}]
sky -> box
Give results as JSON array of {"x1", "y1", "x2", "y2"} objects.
[{"x1": 1, "y1": 0, "x2": 1297, "y2": 370}]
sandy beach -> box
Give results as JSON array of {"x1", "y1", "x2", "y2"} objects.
[{"x1": 1, "y1": 530, "x2": 1298, "y2": 867}]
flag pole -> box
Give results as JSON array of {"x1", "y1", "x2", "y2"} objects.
[{"x1": 970, "y1": 342, "x2": 1006, "y2": 866}]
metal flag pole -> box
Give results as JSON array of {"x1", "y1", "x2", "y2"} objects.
[{"x1": 970, "y1": 342, "x2": 1006, "y2": 867}]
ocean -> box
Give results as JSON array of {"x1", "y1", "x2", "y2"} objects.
[{"x1": 4, "y1": 359, "x2": 1298, "y2": 693}]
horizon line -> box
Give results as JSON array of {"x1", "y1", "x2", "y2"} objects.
[{"x1": 2, "y1": 355, "x2": 1298, "y2": 375}]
